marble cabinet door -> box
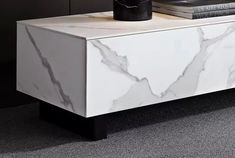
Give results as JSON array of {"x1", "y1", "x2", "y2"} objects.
[{"x1": 86, "y1": 22, "x2": 235, "y2": 117}]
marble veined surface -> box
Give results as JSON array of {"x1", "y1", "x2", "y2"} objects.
[
  {"x1": 86, "y1": 22, "x2": 235, "y2": 116},
  {"x1": 18, "y1": 11, "x2": 235, "y2": 39},
  {"x1": 17, "y1": 12, "x2": 235, "y2": 117}
]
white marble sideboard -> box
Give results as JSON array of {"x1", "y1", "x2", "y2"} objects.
[{"x1": 17, "y1": 12, "x2": 235, "y2": 118}]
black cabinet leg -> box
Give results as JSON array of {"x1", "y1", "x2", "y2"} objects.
[{"x1": 39, "y1": 101, "x2": 107, "y2": 141}]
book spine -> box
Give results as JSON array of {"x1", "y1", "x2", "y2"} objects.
[
  {"x1": 194, "y1": 3, "x2": 235, "y2": 13},
  {"x1": 193, "y1": 10, "x2": 235, "y2": 19}
]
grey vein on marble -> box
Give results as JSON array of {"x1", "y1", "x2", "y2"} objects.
[
  {"x1": 164, "y1": 23, "x2": 235, "y2": 98},
  {"x1": 25, "y1": 26, "x2": 75, "y2": 112},
  {"x1": 90, "y1": 40, "x2": 140, "y2": 82},
  {"x1": 90, "y1": 23, "x2": 235, "y2": 111},
  {"x1": 227, "y1": 63, "x2": 235, "y2": 88}
]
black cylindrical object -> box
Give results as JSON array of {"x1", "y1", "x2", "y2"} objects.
[{"x1": 113, "y1": 0, "x2": 152, "y2": 21}]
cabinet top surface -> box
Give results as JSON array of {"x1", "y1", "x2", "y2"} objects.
[{"x1": 18, "y1": 11, "x2": 235, "y2": 40}]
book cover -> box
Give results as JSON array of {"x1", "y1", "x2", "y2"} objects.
[
  {"x1": 153, "y1": 6, "x2": 235, "y2": 19},
  {"x1": 152, "y1": 0, "x2": 235, "y2": 13}
]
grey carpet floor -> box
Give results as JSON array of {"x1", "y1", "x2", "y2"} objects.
[{"x1": 0, "y1": 89, "x2": 235, "y2": 158}]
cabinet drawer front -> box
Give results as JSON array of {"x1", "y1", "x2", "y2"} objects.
[{"x1": 87, "y1": 22, "x2": 235, "y2": 117}]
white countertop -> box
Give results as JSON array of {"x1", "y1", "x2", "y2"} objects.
[{"x1": 18, "y1": 11, "x2": 235, "y2": 40}]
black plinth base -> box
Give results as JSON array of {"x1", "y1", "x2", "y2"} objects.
[
  {"x1": 39, "y1": 102, "x2": 107, "y2": 141},
  {"x1": 113, "y1": 0, "x2": 152, "y2": 21}
]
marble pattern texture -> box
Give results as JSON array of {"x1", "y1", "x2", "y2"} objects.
[
  {"x1": 17, "y1": 12, "x2": 235, "y2": 117},
  {"x1": 87, "y1": 22, "x2": 235, "y2": 116},
  {"x1": 17, "y1": 24, "x2": 86, "y2": 116}
]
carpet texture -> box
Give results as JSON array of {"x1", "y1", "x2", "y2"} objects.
[{"x1": 0, "y1": 89, "x2": 235, "y2": 158}]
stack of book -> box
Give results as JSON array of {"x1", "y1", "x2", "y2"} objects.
[{"x1": 152, "y1": 0, "x2": 235, "y2": 19}]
